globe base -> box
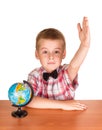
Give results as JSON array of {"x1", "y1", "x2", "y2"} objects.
[{"x1": 11, "y1": 107, "x2": 28, "y2": 118}]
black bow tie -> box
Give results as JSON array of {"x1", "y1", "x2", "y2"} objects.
[{"x1": 43, "y1": 69, "x2": 58, "y2": 81}]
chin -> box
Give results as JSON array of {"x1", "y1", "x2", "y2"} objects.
[
  {"x1": 44, "y1": 64, "x2": 60, "y2": 72},
  {"x1": 47, "y1": 67, "x2": 59, "y2": 72}
]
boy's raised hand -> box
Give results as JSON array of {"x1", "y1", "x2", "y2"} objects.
[{"x1": 77, "y1": 17, "x2": 90, "y2": 47}]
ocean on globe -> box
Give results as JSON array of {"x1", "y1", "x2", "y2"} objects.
[{"x1": 8, "y1": 81, "x2": 33, "y2": 107}]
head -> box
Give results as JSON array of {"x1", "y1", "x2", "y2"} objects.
[{"x1": 35, "y1": 28, "x2": 66, "y2": 72}]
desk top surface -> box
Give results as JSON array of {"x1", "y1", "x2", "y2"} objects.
[{"x1": 0, "y1": 100, "x2": 102, "y2": 130}]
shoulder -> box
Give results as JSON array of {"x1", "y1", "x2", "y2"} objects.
[
  {"x1": 58, "y1": 64, "x2": 69, "y2": 79},
  {"x1": 28, "y1": 66, "x2": 44, "y2": 78},
  {"x1": 59, "y1": 64, "x2": 68, "y2": 71}
]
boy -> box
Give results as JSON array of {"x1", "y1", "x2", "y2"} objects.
[{"x1": 27, "y1": 17, "x2": 90, "y2": 110}]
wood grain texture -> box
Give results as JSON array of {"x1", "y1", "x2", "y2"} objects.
[{"x1": 0, "y1": 100, "x2": 102, "y2": 130}]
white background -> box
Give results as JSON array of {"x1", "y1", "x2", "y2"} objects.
[{"x1": 0, "y1": 0, "x2": 101, "y2": 100}]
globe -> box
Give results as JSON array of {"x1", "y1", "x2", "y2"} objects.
[{"x1": 8, "y1": 80, "x2": 34, "y2": 118}]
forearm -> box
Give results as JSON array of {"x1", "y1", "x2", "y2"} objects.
[
  {"x1": 68, "y1": 44, "x2": 89, "y2": 81},
  {"x1": 70, "y1": 44, "x2": 89, "y2": 69},
  {"x1": 27, "y1": 96, "x2": 62, "y2": 109},
  {"x1": 27, "y1": 96, "x2": 87, "y2": 110}
]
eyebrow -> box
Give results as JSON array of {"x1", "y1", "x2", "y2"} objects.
[{"x1": 40, "y1": 47, "x2": 62, "y2": 50}]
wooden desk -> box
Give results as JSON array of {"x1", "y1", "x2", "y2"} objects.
[{"x1": 0, "y1": 100, "x2": 102, "y2": 130}]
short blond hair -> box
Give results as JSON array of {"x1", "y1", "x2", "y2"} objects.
[{"x1": 36, "y1": 28, "x2": 66, "y2": 50}]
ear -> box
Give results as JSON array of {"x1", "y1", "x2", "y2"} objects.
[
  {"x1": 62, "y1": 49, "x2": 66, "y2": 59},
  {"x1": 35, "y1": 50, "x2": 39, "y2": 59}
]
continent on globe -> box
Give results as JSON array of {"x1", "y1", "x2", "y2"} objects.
[{"x1": 16, "y1": 83, "x2": 26, "y2": 92}]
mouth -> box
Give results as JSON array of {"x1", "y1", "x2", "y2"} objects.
[{"x1": 48, "y1": 62, "x2": 55, "y2": 64}]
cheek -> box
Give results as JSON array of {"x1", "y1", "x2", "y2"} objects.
[
  {"x1": 39, "y1": 56, "x2": 48, "y2": 63},
  {"x1": 41, "y1": 55, "x2": 49, "y2": 59},
  {"x1": 54, "y1": 56, "x2": 63, "y2": 63},
  {"x1": 55, "y1": 54, "x2": 63, "y2": 59}
]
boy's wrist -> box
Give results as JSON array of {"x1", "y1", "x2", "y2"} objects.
[{"x1": 80, "y1": 43, "x2": 90, "y2": 49}]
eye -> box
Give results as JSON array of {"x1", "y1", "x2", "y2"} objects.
[
  {"x1": 54, "y1": 50, "x2": 60, "y2": 54},
  {"x1": 42, "y1": 50, "x2": 48, "y2": 54}
]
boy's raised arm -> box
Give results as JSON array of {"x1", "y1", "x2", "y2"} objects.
[{"x1": 68, "y1": 17, "x2": 90, "y2": 81}]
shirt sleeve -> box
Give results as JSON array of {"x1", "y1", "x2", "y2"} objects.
[
  {"x1": 27, "y1": 73, "x2": 38, "y2": 96},
  {"x1": 62, "y1": 64, "x2": 79, "y2": 90},
  {"x1": 72, "y1": 74, "x2": 79, "y2": 90}
]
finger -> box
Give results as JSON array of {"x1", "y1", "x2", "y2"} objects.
[
  {"x1": 74, "y1": 103, "x2": 87, "y2": 110},
  {"x1": 83, "y1": 17, "x2": 89, "y2": 30},
  {"x1": 77, "y1": 23, "x2": 82, "y2": 33}
]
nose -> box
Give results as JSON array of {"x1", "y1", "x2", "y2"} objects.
[{"x1": 49, "y1": 53, "x2": 54, "y2": 60}]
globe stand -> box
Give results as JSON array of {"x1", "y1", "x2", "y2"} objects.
[{"x1": 11, "y1": 107, "x2": 28, "y2": 118}]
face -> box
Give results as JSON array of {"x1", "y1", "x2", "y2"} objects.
[{"x1": 35, "y1": 39, "x2": 66, "y2": 72}]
